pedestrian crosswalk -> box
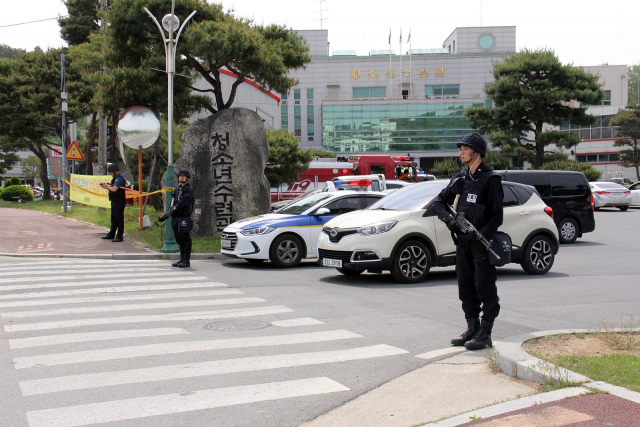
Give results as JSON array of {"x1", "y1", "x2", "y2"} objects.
[{"x1": 0, "y1": 259, "x2": 410, "y2": 427}]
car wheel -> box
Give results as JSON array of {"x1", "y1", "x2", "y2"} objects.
[
  {"x1": 245, "y1": 259, "x2": 265, "y2": 264},
  {"x1": 619, "y1": 206, "x2": 629, "y2": 211},
  {"x1": 337, "y1": 268, "x2": 362, "y2": 276},
  {"x1": 558, "y1": 218, "x2": 578, "y2": 244},
  {"x1": 269, "y1": 234, "x2": 303, "y2": 268},
  {"x1": 521, "y1": 235, "x2": 555, "y2": 275},
  {"x1": 390, "y1": 240, "x2": 431, "y2": 283}
]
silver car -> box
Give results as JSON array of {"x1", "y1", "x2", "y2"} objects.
[
  {"x1": 590, "y1": 182, "x2": 631, "y2": 211},
  {"x1": 629, "y1": 181, "x2": 640, "y2": 207}
]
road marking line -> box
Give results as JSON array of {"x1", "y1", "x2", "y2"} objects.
[
  {"x1": 0, "y1": 260, "x2": 165, "y2": 269},
  {"x1": 0, "y1": 276, "x2": 210, "y2": 291},
  {"x1": 415, "y1": 347, "x2": 467, "y2": 360},
  {"x1": 0, "y1": 267, "x2": 174, "y2": 277},
  {"x1": 9, "y1": 328, "x2": 190, "y2": 349},
  {"x1": 0, "y1": 289, "x2": 243, "y2": 308},
  {"x1": 4, "y1": 305, "x2": 293, "y2": 332},
  {"x1": 14, "y1": 330, "x2": 362, "y2": 369},
  {"x1": 25, "y1": 377, "x2": 350, "y2": 427},
  {"x1": 0, "y1": 283, "x2": 228, "y2": 300},
  {"x1": 2, "y1": 297, "x2": 266, "y2": 319},
  {"x1": 18, "y1": 345, "x2": 405, "y2": 396},
  {"x1": 0, "y1": 271, "x2": 194, "y2": 284},
  {"x1": 272, "y1": 318, "x2": 325, "y2": 327}
]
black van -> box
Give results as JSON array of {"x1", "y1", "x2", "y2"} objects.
[{"x1": 496, "y1": 171, "x2": 595, "y2": 244}]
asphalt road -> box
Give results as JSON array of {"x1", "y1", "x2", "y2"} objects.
[{"x1": 0, "y1": 207, "x2": 638, "y2": 427}]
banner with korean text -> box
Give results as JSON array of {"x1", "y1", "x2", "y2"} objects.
[{"x1": 68, "y1": 174, "x2": 111, "y2": 208}]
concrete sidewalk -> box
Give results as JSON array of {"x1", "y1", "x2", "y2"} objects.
[{"x1": 301, "y1": 330, "x2": 640, "y2": 427}]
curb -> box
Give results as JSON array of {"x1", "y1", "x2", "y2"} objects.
[
  {"x1": 421, "y1": 328, "x2": 640, "y2": 426},
  {"x1": 0, "y1": 252, "x2": 218, "y2": 260}
]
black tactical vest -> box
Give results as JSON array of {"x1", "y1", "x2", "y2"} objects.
[
  {"x1": 108, "y1": 173, "x2": 126, "y2": 201},
  {"x1": 454, "y1": 167, "x2": 497, "y2": 230}
]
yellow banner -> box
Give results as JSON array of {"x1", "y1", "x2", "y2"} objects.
[
  {"x1": 69, "y1": 174, "x2": 111, "y2": 208},
  {"x1": 65, "y1": 175, "x2": 174, "y2": 208}
]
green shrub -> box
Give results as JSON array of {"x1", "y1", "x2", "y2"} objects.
[
  {"x1": 3, "y1": 176, "x2": 21, "y2": 187},
  {"x1": 1, "y1": 185, "x2": 34, "y2": 202},
  {"x1": 540, "y1": 161, "x2": 602, "y2": 182},
  {"x1": 430, "y1": 157, "x2": 463, "y2": 178}
]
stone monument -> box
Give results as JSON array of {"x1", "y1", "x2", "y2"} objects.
[{"x1": 175, "y1": 108, "x2": 271, "y2": 236}]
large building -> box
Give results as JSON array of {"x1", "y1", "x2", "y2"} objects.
[{"x1": 194, "y1": 26, "x2": 633, "y2": 179}]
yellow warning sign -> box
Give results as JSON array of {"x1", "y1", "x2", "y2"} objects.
[{"x1": 66, "y1": 141, "x2": 85, "y2": 161}]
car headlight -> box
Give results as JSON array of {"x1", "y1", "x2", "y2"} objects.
[
  {"x1": 357, "y1": 221, "x2": 397, "y2": 236},
  {"x1": 240, "y1": 226, "x2": 276, "y2": 236}
]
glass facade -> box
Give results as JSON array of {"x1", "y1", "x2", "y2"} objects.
[
  {"x1": 559, "y1": 115, "x2": 617, "y2": 140},
  {"x1": 322, "y1": 103, "x2": 483, "y2": 153}
]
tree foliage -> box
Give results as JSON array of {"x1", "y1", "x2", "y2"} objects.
[
  {"x1": 58, "y1": 0, "x2": 101, "y2": 46},
  {"x1": 628, "y1": 64, "x2": 640, "y2": 106},
  {"x1": 265, "y1": 129, "x2": 314, "y2": 187},
  {"x1": 610, "y1": 104, "x2": 640, "y2": 181},
  {"x1": 0, "y1": 144, "x2": 19, "y2": 175},
  {"x1": 20, "y1": 156, "x2": 40, "y2": 182},
  {"x1": 0, "y1": 185, "x2": 34, "y2": 202},
  {"x1": 540, "y1": 161, "x2": 602, "y2": 182},
  {"x1": 430, "y1": 157, "x2": 463, "y2": 178},
  {"x1": 464, "y1": 49, "x2": 604, "y2": 169},
  {"x1": 0, "y1": 44, "x2": 26, "y2": 59},
  {"x1": 0, "y1": 49, "x2": 94, "y2": 199}
]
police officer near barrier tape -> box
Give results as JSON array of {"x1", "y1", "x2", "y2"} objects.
[
  {"x1": 434, "y1": 133, "x2": 504, "y2": 350},
  {"x1": 168, "y1": 169, "x2": 195, "y2": 268},
  {"x1": 100, "y1": 163, "x2": 127, "y2": 242}
]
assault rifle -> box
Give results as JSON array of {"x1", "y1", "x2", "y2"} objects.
[{"x1": 447, "y1": 203, "x2": 500, "y2": 262}]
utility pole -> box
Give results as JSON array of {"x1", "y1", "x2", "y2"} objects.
[
  {"x1": 61, "y1": 53, "x2": 69, "y2": 213},
  {"x1": 97, "y1": 0, "x2": 108, "y2": 175}
]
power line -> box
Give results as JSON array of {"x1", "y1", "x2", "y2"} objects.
[{"x1": 0, "y1": 10, "x2": 96, "y2": 29}]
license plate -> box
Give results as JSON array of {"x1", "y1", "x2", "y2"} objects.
[
  {"x1": 610, "y1": 193, "x2": 623, "y2": 197},
  {"x1": 322, "y1": 258, "x2": 342, "y2": 268},
  {"x1": 221, "y1": 239, "x2": 232, "y2": 248}
]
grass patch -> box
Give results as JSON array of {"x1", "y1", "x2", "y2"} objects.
[
  {"x1": 554, "y1": 353, "x2": 640, "y2": 392},
  {"x1": 0, "y1": 199, "x2": 220, "y2": 253}
]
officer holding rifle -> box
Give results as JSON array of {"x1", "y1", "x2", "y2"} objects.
[
  {"x1": 434, "y1": 133, "x2": 504, "y2": 350},
  {"x1": 158, "y1": 169, "x2": 194, "y2": 268},
  {"x1": 99, "y1": 163, "x2": 126, "y2": 242}
]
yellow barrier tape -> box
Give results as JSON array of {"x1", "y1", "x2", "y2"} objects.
[{"x1": 63, "y1": 177, "x2": 173, "y2": 200}]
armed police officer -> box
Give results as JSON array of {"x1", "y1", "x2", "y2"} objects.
[
  {"x1": 100, "y1": 163, "x2": 126, "y2": 242},
  {"x1": 434, "y1": 133, "x2": 504, "y2": 350},
  {"x1": 164, "y1": 169, "x2": 195, "y2": 268}
]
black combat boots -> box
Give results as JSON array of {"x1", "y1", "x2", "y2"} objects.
[
  {"x1": 464, "y1": 321, "x2": 494, "y2": 350},
  {"x1": 172, "y1": 251, "x2": 184, "y2": 267},
  {"x1": 176, "y1": 242, "x2": 191, "y2": 268},
  {"x1": 451, "y1": 317, "x2": 480, "y2": 346}
]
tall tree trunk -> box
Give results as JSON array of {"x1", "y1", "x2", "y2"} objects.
[
  {"x1": 85, "y1": 112, "x2": 98, "y2": 175},
  {"x1": 32, "y1": 143, "x2": 51, "y2": 201}
]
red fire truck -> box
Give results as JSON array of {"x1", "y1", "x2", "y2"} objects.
[{"x1": 270, "y1": 155, "x2": 418, "y2": 202}]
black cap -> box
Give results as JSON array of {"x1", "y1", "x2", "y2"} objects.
[{"x1": 456, "y1": 133, "x2": 487, "y2": 157}]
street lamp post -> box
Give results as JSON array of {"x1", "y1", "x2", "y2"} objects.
[{"x1": 144, "y1": 1, "x2": 196, "y2": 253}]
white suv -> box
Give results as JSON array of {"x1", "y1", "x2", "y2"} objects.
[{"x1": 318, "y1": 180, "x2": 559, "y2": 283}]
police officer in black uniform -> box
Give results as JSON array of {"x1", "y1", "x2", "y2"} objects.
[
  {"x1": 100, "y1": 163, "x2": 126, "y2": 242},
  {"x1": 434, "y1": 133, "x2": 504, "y2": 350},
  {"x1": 168, "y1": 169, "x2": 195, "y2": 268}
]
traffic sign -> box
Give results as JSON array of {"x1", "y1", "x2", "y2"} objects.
[{"x1": 66, "y1": 141, "x2": 85, "y2": 161}]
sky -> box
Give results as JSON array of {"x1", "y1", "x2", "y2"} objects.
[{"x1": 1, "y1": 0, "x2": 639, "y2": 67}]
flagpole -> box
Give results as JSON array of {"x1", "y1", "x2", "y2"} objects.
[
  {"x1": 399, "y1": 28, "x2": 402, "y2": 100},
  {"x1": 409, "y1": 28, "x2": 413, "y2": 99}
]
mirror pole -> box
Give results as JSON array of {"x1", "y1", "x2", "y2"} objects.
[{"x1": 138, "y1": 147, "x2": 143, "y2": 231}]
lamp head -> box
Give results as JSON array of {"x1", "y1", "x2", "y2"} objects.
[{"x1": 162, "y1": 14, "x2": 180, "y2": 32}]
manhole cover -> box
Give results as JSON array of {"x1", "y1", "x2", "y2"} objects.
[{"x1": 203, "y1": 319, "x2": 270, "y2": 331}]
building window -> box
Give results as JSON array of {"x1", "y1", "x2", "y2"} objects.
[
  {"x1": 281, "y1": 92, "x2": 287, "y2": 105},
  {"x1": 601, "y1": 90, "x2": 611, "y2": 106},
  {"x1": 281, "y1": 105, "x2": 288, "y2": 130},
  {"x1": 307, "y1": 100, "x2": 314, "y2": 140},
  {"x1": 352, "y1": 87, "x2": 387, "y2": 99},
  {"x1": 294, "y1": 89, "x2": 301, "y2": 105},
  {"x1": 294, "y1": 103, "x2": 301, "y2": 137},
  {"x1": 560, "y1": 114, "x2": 616, "y2": 140},
  {"x1": 426, "y1": 85, "x2": 460, "y2": 98},
  {"x1": 453, "y1": 40, "x2": 456, "y2": 53}
]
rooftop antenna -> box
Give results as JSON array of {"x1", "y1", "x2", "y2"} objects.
[{"x1": 315, "y1": 0, "x2": 328, "y2": 29}]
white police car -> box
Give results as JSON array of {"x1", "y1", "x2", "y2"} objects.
[{"x1": 221, "y1": 190, "x2": 386, "y2": 267}]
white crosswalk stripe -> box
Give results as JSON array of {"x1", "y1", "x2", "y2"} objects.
[
  {"x1": 14, "y1": 330, "x2": 362, "y2": 369},
  {"x1": 8, "y1": 328, "x2": 191, "y2": 349},
  {"x1": 0, "y1": 275, "x2": 210, "y2": 291},
  {"x1": 0, "y1": 289, "x2": 243, "y2": 308},
  {"x1": 25, "y1": 377, "x2": 350, "y2": 427},
  {"x1": 0, "y1": 259, "x2": 409, "y2": 427},
  {"x1": 0, "y1": 282, "x2": 228, "y2": 300},
  {"x1": 2, "y1": 297, "x2": 266, "y2": 319}
]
